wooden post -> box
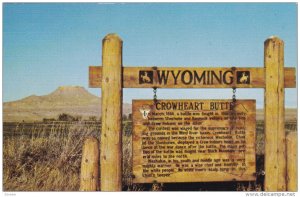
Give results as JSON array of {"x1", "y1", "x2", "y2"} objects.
[
  {"x1": 101, "y1": 33, "x2": 123, "y2": 191},
  {"x1": 80, "y1": 137, "x2": 100, "y2": 191},
  {"x1": 286, "y1": 132, "x2": 297, "y2": 192},
  {"x1": 264, "y1": 36, "x2": 286, "y2": 191}
]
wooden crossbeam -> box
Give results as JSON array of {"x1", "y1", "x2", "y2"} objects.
[{"x1": 89, "y1": 66, "x2": 295, "y2": 88}]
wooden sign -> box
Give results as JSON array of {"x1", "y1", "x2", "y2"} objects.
[
  {"x1": 132, "y1": 99, "x2": 256, "y2": 183},
  {"x1": 89, "y1": 66, "x2": 296, "y2": 88},
  {"x1": 88, "y1": 34, "x2": 295, "y2": 191}
]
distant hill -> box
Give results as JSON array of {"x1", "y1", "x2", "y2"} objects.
[
  {"x1": 3, "y1": 86, "x2": 131, "y2": 122},
  {"x1": 3, "y1": 87, "x2": 297, "y2": 122}
]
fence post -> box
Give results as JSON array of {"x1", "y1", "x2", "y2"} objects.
[
  {"x1": 101, "y1": 33, "x2": 123, "y2": 191},
  {"x1": 264, "y1": 36, "x2": 286, "y2": 191},
  {"x1": 80, "y1": 137, "x2": 100, "y2": 191},
  {"x1": 286, "y1": 132, "x2": 297, "y2": 191}
]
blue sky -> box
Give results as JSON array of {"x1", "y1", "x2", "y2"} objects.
[{"x1": 3, "y1": 3, "x2": 297, "y2": 108}]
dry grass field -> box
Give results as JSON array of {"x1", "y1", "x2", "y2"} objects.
[
  {"x1": 3, "y1": 117, "x2": 297, "y2": 191},
  {"x1": 3, "y1": 121, "x2": 98, "y2": 191}
]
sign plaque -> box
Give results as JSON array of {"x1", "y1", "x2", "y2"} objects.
[{"x1": 132, "y1": 99, "x2": 256, "y2": 183}]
